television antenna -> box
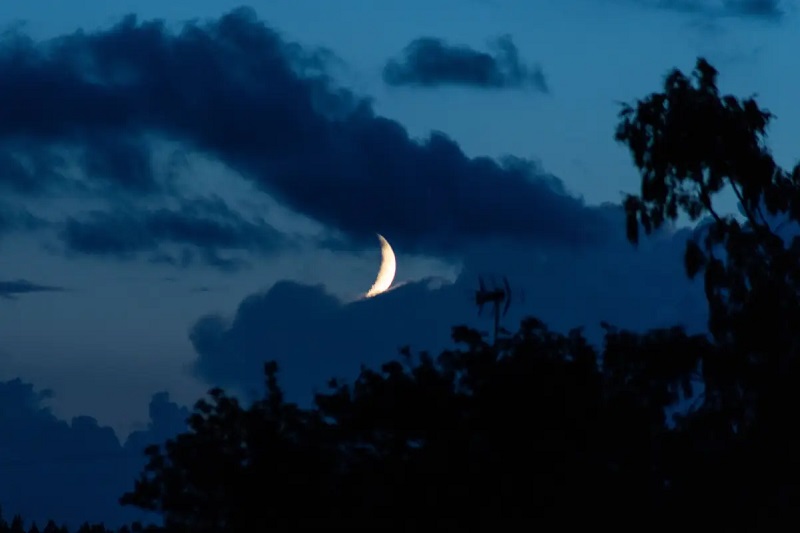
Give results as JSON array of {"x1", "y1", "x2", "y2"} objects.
[{"x1": 474, "y1": 275, "x2": 522, "y2": 346}]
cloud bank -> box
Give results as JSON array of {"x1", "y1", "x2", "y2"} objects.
[
  {"x1": 0, "y1": 380, "x2": 188, "y2": 528},
  {"x1": 0, "y1": 8, "x2": 601, "y2": 264},
  {"x1": 60, "y1": 196, "x2": 287, "y2": 271}
]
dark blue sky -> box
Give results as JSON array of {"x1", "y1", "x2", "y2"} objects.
[{"x1": 0, "y1": 1, "x2": 796, "y2": 525}]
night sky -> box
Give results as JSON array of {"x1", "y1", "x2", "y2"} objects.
[{"x1": 0, "y1": 0, "x2": 796, "y2": 526}]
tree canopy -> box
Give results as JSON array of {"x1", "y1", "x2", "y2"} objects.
[
  {"x1": 616, "y1": 58, "x2": 800, "y2": 517},
  {"x1": 120, "y1": 321, "x2": 714, "y2": 531}
]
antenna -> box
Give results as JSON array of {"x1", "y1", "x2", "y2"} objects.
[{"x1": 474, "y1": 274, "x2": 520, "y2": 347}]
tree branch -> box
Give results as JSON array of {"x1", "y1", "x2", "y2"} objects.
[{"x1": 729, "y1": 178, "x2": 771, "y2": 234}]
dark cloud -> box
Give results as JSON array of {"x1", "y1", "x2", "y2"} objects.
[
  {"x1": 79, "y1": 134, "x2": 156, "y2": 193},
  {"x1": 0, "y1": 8, "x2": 604, "y2": 259},
  {"x1": 0, "y1": 143, "x2": 67, "y2": 194},
  {"x1": 0, "y1": 378, "x2": 188, "y2": 528},
  {"x1": 645, "y1": 0, "x2": 785, "y2": 20},
  {"x1": 0, "y1": 279, "x2": 65, "y2": 299},
  {"x1": 0, "y1": 207, "x2": 14, "y2": 235},
  {"x1": 382, "y1": 35, "x2": 549, "y2": 92},
  {"x1": 0, "y1": 202, "x2": 49, "y2": 236},
  {"x1": 190, "y1": 286, "x2": 213, "y2": 293},
  {"x1": 188, "y1": 216, "x2": 709, "y2": 405},
  {"x1": 189, "y1": 278, "x2": 468, "y2": 403},
  {"x1": 123, "y1": 391, "x2": 191, "y2": 455},
  {"x1": 729, "y1": 0, "x2": 785, "y2": 18},
  {"x1": 60, "y1": 195, "x2": 287, "y2": 270},
  {"x1": 149, "y1": 247, "x2": 249, "y2": 272}
]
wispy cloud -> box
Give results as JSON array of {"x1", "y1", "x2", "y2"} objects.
[
  {"x1": 59, "y1": 195, "x2": 287, "y2": 270},
  {"x1": 0, "y1": 279, "x2": 65, "y2": 299},
  {"x1": 632, "y1": 0, "x2": 787, "y2": 21}
]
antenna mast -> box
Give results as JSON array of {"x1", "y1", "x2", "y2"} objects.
[{"x1": 474, "y1": 275, "x2": 513, "y2": 347}]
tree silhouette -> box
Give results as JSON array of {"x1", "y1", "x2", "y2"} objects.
[
  {"x1": 119, "y1": 361, "x2": 340, "y2": 532},
  {"x1": 0, "y1": 510, "x2": 116, "y2": 533},
  {"x1": 615, "y1": 57, "x2": 800, "y2": 524},
  {"x1": 119, "y1": 318, "x2": 715, "y2": 531}
]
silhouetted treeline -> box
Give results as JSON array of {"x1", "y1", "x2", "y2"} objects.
[
  {"x1": 0, "y1": 509, "x2": 160, "y2": 533},
  {"x1": 120, "y1": 321, "x2": 722, "y2": 532},
  {"x1": 6, "y1": 58, "x2": 800, "y2": 531}
]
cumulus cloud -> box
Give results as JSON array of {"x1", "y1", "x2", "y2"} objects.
[
  {"x1": 0, "y1": 379, "x2": 188, "y2": 528},
  {"x1": 189, "y1": 278, "x2": 469, "y2": 403},
  {"x1": 0, "y1": 279, "x2": 65, "y2": 299},
  {"x1": 124, "y1": 392, "x2": 191, "y2": 454},
  {"x1": 188, "y1": 213, "x2": 709, "y2": 405},
  {"x1": 0, "y1": 8, "x2": 603, "y2": 262},
  {"x1": 383, "y1": 35, "x2": 549, "y2": 92}
]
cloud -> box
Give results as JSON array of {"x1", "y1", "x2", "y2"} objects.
[
  {"x1": 636, "y1": 0, "x2": 786, "y2": 20},
  {"x1": 59, "y1": 195, "x2": 287, "y2": 270},
  {"x1": 0, "y1": 202, "x2": 49, "y2": 237},
  {"x1": 79, "y1": 134, "x2": 157, "y2": 193},
  {"x1": 726, "y1": 0, "x2": 785, "y2": 18},
  {"x1": 0, "y1": 8, "x2": 604, "y2": 261},
  {"x1": 188, "y1": 215, "x2": 710, "y2": 405},
  {"x1": 124, "y1": 391, "x2": 191, "y2": 454},
  {"x1": 189, "y1": 277, "x2": 468, "y2": 403},
  {"x1": 0, "y1": 279, "x2": 65, "y2": 299},
  {"x1": 382, "y1": 35, "x2": 549, "y2": 92},
  {"x1": 0, "y1": 144, "x2": 67, "y2": 195},
  {"x1": 0, "y1": 378, "x2": 188, "y2": 528}
]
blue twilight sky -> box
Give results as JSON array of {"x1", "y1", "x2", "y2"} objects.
[{"x1": 0, "y1": 0, "x2": 797, "y2": 525}]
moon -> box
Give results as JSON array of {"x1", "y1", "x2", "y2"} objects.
[{"x1": 365, "y1": 234, "x2": 397, "y2": 298}]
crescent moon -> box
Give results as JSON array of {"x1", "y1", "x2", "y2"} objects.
[{"x1": 365, "y1": 233, "x2": 397, "y2": 298}]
